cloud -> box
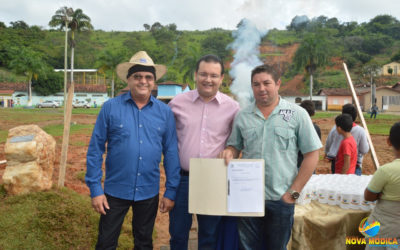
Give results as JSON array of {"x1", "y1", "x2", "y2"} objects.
[{"x1": 0, "y1": 0, "x2": 399, "y2": 31}]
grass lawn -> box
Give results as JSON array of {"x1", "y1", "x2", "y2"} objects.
[{"x1": 0, "y1": 186, "x2": 138, "y2": 249}]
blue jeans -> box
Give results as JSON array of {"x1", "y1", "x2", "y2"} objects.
[
  {"x1": 355, "y1": 165, "x2": 362, "y2": 176},
  {"x1": 237, "y1": 200, "x2": 295, "y2": 250},
  {"x1": 169, "y1": 175, "x2": 222, "y2": 250}
]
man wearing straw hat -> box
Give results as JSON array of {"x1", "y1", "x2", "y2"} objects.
[{"x1": 86, "y1": 51, "x2": 180, "y2": 250}]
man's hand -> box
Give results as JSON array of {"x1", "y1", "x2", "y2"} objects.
[
  {"x1": 159, "y1": 197, "x2": 175, "y2": 213},
  {"x1": 91, "y1": 194, "x2": 110, "y2": 215},
  {"x1": 219, "y1": 146, "x2": 239, "y2": 165},
  {"x1": 281, "y1": 192, "x2": 296, "y2": 204}
]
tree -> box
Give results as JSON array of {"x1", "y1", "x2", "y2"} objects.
[
  {"x1": 9, "y1": 20, "x2": 29, "y2": 29},
  {"x1": 96, "y1": 49, "x2": 126, "y2": 98},
  {"x1": 8, "y1": 46, "x2": 46, "y2": 105},
  {"x1": 49, "y1": 7, "x2": 93, "y2": 83},
  {"x1": 143, "y1": 23, "x2": 150, "y2": 31},
  {"x1": 0, "y1": 21, "x2": 6, "y2": 29},
  {"x1": 32, "y1": 70, "x2": 63, "y2": 96},
  {"x1": 201, "y1": 31, "x2": 232, "y2": 61},
  {"x1": 180, "y1": 45, "x2": 202, "y2": 89},
  {"x1": 391, "y1": 51, "x2": 400, "y2": 62},
  {"x1": 287, "y1": 15, "x2": 310, "y2": 32},
  {"x1": 388, "y1": 67, "x2": 393, "y2": 75},
  {"x1": 293, "y1": 33, "x2": 330, "y2": 100}
]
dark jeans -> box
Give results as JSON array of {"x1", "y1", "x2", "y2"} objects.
[
  {"x1": 330, "y1": 159, "x2": 336, "y2": 174},
  {"x1": 169, "y1": 175, "x2": 222, "y2": 250},
  {"x1": 95, "y1": 194, "x2": 159, "y2": 250},
  {"x1": 237, "y1": 199, "x2": 295, "y2": 250},
  {"x1": 333, "y1": 159, "x2": 362, "y2": 175},
  {"x1": 370, "y1": 111, "x2": 377, "y2": 119}
]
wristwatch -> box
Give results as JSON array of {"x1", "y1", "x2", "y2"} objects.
[{"x1": 288, "y1": 189, "x2": 300, "y2": 200}]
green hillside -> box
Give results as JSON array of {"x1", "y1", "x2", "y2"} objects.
[{"x1": 1, "y1": 15, "x2": 400, "y2": 95}]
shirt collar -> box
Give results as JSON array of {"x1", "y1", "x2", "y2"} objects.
[
  {"x1": 251, "y1": 96, "x2": 282, "y2": 117},
  {"x1": 191, "y1": 89, "x2": 222, "y2": 104},
  {"x1": 123, "y1": 91, "x2": 154, "y2": 107}
]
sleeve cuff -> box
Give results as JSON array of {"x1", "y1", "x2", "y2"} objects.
[
  {"x1": 89, "y1": 184, "x2": 104, "y2": 198},
  {"x1": 163, "y1": 189, "x2": 177, "y2": 201},
  {"x1": 367, "y1": 187, "x2": 380, "y2": 194}
]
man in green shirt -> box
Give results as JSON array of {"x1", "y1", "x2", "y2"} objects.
[{"x1": 220, "y1": 64, "x2": 322, "y2": 250}]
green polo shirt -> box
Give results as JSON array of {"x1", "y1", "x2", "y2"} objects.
[
  {"x1": 227, "y1": 98, "x2": 322, "y2": 200},
  {"x1": 367, "y1": 159, "x2": 400, "y2": 201}
]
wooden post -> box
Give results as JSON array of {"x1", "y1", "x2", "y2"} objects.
[
  {"x1": 58, "y1": 82, "x2": 74, "y2": 187},
  {"x1": 343, "y1": 63, "x2": 380, "y2": 170}
]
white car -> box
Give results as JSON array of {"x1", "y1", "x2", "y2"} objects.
[
  {"x1": 72, "y1": 100, "x2": 90, "y2": 108},
  {"x1": 37, "y1": 100, "x2": 59, "y2": 108}
]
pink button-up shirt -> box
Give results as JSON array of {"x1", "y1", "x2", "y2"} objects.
[{"x1": 169, "y1": 90, "x2": 240, "y2": 171}]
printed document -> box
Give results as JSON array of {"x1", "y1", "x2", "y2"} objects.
[{"x1": 227, "y1": 161, "x2": 264, "y2": 212}]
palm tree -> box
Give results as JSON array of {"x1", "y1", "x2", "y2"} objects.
[
  {"x1": 49, "y1": 7, "x2": 93, "y2": 84},
  {"x1": 293, "y1": 33, "x2": 330, "y2": 100},
  {"x1": 180, "y1": 45, "x2": 202, "y2": 90},
  {"x1": 96, "y1": 49, "x2": 126, "y2": 98}
]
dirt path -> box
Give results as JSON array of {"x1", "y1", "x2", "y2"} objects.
[{"x1": 0, "y1": 115, "x2": 395, "y2": 249}]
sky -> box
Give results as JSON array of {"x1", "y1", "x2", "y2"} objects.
[{"x1": 1, "y1": 0, "x2": 400, "y2": 31}]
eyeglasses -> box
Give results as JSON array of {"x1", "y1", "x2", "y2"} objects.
[
  {"x1": 132, "y1": 74, "x2": 154, "y2": 81},
  {"x1": 197, "y1": 72, "x2": 221, "y2": 80}
]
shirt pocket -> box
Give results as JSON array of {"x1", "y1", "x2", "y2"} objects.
[
  {"x1": 109, "y1": 119, "x2": 130, "y2": 143},
  {"x1": 150, "y1": 121, "x2": 165, "y2": 141},
  {"x1": 274, "y1": 127, "x2": 296, "y2": 151},
  {"x1": 242, "y1": 127, "x2": 262, "y2": 154}
]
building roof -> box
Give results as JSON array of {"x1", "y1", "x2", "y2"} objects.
[
  {"x1": 72, "y1": 84, "x2": 107, "y2": 93},
  {"x1": 54, "y1": 69, "x2": 98, "y2": 72},
  {"x1": 358, "y1": 86, "x2": 400, "y2": 95},
  {"x1": 158, "y1": 81, "x2": 182, "y2": 86},
  {"x1": 318, "y1": 88, "x2": 362, "y2": 96},
  {"x1": 0, "y1": 82, "x2": 27, "y2": 91}
]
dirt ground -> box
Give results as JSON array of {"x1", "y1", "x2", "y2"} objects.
[{"x1": 0, "y1": 114, "x2": 395, "y2": 249}]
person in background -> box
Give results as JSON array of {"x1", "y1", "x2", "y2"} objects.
[
  {"x1": 298, "y1": 100, "x2": 321, "y2": 168},
  {"x1": 334, "y1": 114, "x2": 357, "y2": 174},
  {"x1": 325, "y1": 104, "x2": 369, "y2": 175},
  {"x1": 168, "y1": 54, "x2": 240, "y2": 250},
  {"x1": 220, "y1": 64, "x2": 321, "y2": 250},
  {"x1": 370, "y1": 103, "x2": 378, "y2": 119},
  {"x1": 364, "y1": 122, "x2": 400, "y2": 249},
  {"x1": 85, "y1": 51, "x2": 180, "y2": 250}
]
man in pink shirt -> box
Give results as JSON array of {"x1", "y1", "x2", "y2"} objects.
[{"x1": 168, "y1": 54, "x2": 240, "y2": 250}]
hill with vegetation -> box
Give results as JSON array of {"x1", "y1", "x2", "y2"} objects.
[{"x1": 1, "y1": 14, "x2": 400, "y2": 96}]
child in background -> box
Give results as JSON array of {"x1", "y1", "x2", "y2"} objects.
[
  {"x1": 334, "y1": 114, "x2": 357, "y2": 174},
  {"x1": 364, "y1": 122, "x2": 400, "y2": 249},
  {"x1": 297, "y1": 100, "x2": 321, "y2": 168}
]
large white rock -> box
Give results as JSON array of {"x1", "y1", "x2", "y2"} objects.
[{"x1": 2, "y1": 125, "x2": 56, "y2": 195}]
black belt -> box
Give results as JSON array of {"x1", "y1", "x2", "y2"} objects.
[{"x1": 180, "y1": 169, "x2": 189, "y2": 176}]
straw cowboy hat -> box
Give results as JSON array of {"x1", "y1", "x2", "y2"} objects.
[{"x1": 116, "y1": 51, "x2": 167, "y2": 82}]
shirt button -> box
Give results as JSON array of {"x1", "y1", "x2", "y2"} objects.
[
  {"x1": 138, "y1": 173, "x2": 141, "y2": 176},
  {"x1": 136, "y1": 188, "x2": 138, "y2": 191},
  {"x1": 201, "y1": 140, "x2": 204, "y2": 143},
  {"x1": 139, "y1": 156, "x2": 142, "y2": 160},
  {"x1": 139, "y1": 124, "x2": 142, "y2": 127},
  {"x1": 202, "y1": 128, "x2": 206, "y2": 131},
  {"x1": 140, "y1": 140, "x2": 143, "y2": 144}
]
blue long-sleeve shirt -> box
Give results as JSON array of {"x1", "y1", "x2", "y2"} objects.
[{"x1": 85, "y1": 92, "x2": 180, "y2": 201}]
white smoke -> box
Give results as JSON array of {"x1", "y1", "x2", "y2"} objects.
[{"x1": 228, "y1": 19, "x2": 268, "y2": 108}]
